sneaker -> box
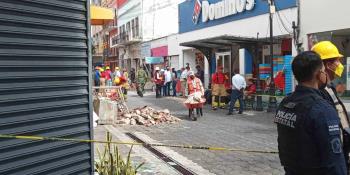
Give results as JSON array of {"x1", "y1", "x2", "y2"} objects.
[
  {"x1": 227, "y1": 112, "x2": 233, "y2": 115},
  {"x1": 212, "y1": 107, "x2": 218, "y2": 110},
  {"x1": 238, "y1": 111, "x2": 243, "y2": 114}
]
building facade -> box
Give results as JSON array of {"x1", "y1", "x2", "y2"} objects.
[
  {"x1": 298, "y1": 0, "x2": 350, "y2": 96},
  {"x1": 177, "y1": 0, "x2": 297, "y2": 90}
]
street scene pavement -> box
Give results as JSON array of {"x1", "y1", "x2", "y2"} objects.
[{"x1": 95, "y1": 91, "x2": 284, "y2": 175}]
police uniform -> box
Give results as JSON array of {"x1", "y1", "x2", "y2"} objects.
[
  {"x1": 275, "y1": 85, "x2": 346, "y2": 175},
  {"x1": 321, "y1": 83, "x2": 350, "y2": 171}
]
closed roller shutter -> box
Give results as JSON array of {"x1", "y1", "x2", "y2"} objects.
[{"x1": 0, "y1": 0, "x2": 93, "y2": 174}]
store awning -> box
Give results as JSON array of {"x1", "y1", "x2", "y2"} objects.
[
  {"x1": 180, "y1": 35, "x2": 280, "y2": 49},
  {"x1": 90, "y1": 5, "x2": 114, "y2": 25}
]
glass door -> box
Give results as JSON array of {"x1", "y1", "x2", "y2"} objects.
[{"x1": 216, "y1": 52, "x2": 231, "y2": 82}]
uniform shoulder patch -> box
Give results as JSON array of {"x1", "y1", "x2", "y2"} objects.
[{"x1": 330, "y1": 138, "x2": 342, "y2": 154}]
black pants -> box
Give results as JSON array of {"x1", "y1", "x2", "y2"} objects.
[
  {"x1": 156, "y1": 84, "x2": 162, "y2": 98},
  {"x1": 166, "y1": 82, "x2": 171, "y2": 96}
]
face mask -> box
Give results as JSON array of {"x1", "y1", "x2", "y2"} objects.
[{"x1": 334, "y1": 63, "x2": 344, "y2": 78}]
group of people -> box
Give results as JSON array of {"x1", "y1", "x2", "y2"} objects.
[
  {"x1": 94, "y1": 65, "x2": 150, "y2": 99},
  {"x1": 209, "y1": 66, "x2": 257, "y2": 115},
  {"x1": 153, "y1": 64, "x2": 205, "y2": 98},
  {"x1": 94, "y1": 66, "x2": 129, "y2": 87},
  {"x1": 275, "y1": 41, "x2": 349, "y2": 175}
]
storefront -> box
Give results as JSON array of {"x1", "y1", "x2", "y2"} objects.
[
  {"x1": 177, "y1": 0, "x2": 297, "y2": 93},
  {"x1": 298, "y1": 0, "x2": 350, "y2": 97}
]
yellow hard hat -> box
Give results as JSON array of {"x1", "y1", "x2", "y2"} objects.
[
  {"x1": 311, "y1": 41, "x2": 343, "y2": 60},
  {"x1": 99, "y1": 68, "x2": 104, "y2": 72},
  {"x1": 116, "y1": 67, "x2": 120, "y2": 70},
  {"x1": 106, "y1": 66, "x2": 110, "y2": 70}
]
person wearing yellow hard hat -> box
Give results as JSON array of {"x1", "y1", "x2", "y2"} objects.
[
  {"x1": 312, "y1": 40, "x2": 350, "y2": 171},
  {"x1": 113, "y1": 67, "x2": 122, "y2": 85},
  {"x1": 99, "y1": 67, "x2": 106, "y2": 93}
]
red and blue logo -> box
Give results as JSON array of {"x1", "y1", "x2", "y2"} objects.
[{"x1": 192, "y1": 0, "x2": 202, "y2": 24}]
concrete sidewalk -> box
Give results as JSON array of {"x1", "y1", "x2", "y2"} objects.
[{"x1": 94, "y1": 125, "x2": 180, "y2": 175}]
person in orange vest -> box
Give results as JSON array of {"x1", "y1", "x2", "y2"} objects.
[
  {"x1": 211, "y1": 66, "x2": 228, "y2": 110},
  {"x1": 185, "y1": 71, "x2": 204, "y2": 97},
  {"x1": 185, "y1": 71, "x2": 205, "y2": 118}
]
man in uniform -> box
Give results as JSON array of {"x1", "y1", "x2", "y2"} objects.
[
  {"x1": 275, "y1": 51, "x2": 346, "y2": 175},
  {"x1": 312, "y1": 41, "x2": 350, "y2": 171},
  {"x1": 211, "y1": 66, "x2": 228, "y2": 110},
  {"x1": 136, "y1": 65, "x2": 148, "y2": 96}
]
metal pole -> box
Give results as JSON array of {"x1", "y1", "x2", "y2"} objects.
[
  {"x1": 256, "y1": 33, "x2": 263, "y2": 111},
  {"x1": 267, "y1": 0, "x2": 277, "y2": 112}
]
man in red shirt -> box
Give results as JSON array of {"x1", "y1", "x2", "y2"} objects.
[
  {"x1": 211, "y1": 66, "x2": 228, "y2": 110},
  {"x1": 105, "y1": 66, "x2": 112, "y2": 86}
]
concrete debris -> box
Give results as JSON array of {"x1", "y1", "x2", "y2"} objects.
[{"x1": 115, "y1": 106, "x2": 181, "y2": 126}]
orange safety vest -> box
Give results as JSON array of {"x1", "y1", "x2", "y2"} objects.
[{"x1": 187, "y1": 78, "x2": 202, "y2": 94}]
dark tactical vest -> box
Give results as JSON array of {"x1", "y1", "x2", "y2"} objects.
[{"x1": 275, "y1": 93, "x2": 326, "y2": 173}]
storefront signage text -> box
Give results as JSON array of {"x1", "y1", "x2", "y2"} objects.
[{"x1": 202, "y1": 0, "x2": 255, "y2": 23}]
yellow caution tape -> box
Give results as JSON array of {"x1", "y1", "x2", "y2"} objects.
[{"x1": 0, "y1": 134, "x2": 278, "y2": 154}]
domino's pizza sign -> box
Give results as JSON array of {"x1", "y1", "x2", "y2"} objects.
[
  {"x1": 201, "y1": 0, "x2": 255, "y2": 23},
  {"x1": 180, "y1": 0, "x2": 297, "y2": 33},
  {"x1": 194, "y1": 0, "x2": 255, "y2": 24}
]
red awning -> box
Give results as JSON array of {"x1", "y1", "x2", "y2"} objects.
[{"x1": 151, "y1": 46, "x2": 168, "y2": 57}]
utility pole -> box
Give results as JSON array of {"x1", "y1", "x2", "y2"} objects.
[
  {"x1": 256, "y1": 32, "x2": 263, "y2": 111},
  {"x1": 267, "y1": 0, "x2": 277, "y2": 112}
]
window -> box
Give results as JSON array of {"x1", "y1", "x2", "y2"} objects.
[
  {"x1": 135, "y1": 17, "x2": 139, "y2": 38},
  {"x1": 126, "y1": 22, "x2": 131, "y2": 41}
]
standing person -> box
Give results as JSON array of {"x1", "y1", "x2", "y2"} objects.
[
  {"x1": 164, "y1": 66, "x2": 172, "y2": 96},
  {"x1": 195, "y1": 65, "x2": 204, "y2": 85},
  {"x1": 99, "y1": 68, "x2": 106, "y2": 86},
  {"x1": 312, "y1": 41, "x2": 350, "y2": 171},
  {"x1": 275, "y1": 51, "x2": 346, "y2": 175},
  {"x1": 180, "y1": 67, "x2": 190, "y2": 97},
  {"x1": 227, "y1": 70, "x2": 246, "y2": 115},
  {"x1": 136, "y1": 65, "x2": 148, "y2": 95},
  {"x1": 211, "y1": 66, "x2": 228, "y2": 110},
  {"x1": 160, "y1": 69, "x2": 166, "y2": 96},
  {"x1": 114, "y1": 67, "x2": 122, "y2": 80},
  {"x1": 122, "y1": 68, "x2": 129, "y2": 100},
  {"x1": 185, "y1": 71, "x2": 205, "y2": 118},
  {"x1": 94, "y1": 66, "x2": 100, "y2": 86},
  {"x1": 172, "y1": 68, "x2": 178, "y2": 96},
  {"x1": 130, "y1": 68, "x2": 136, "y2": 89},
  {"x1": 154, "y1": 67, "x2": 163, "y2": 98},
  {"x1": 99, "y1": 68, "x2": 106, "y2": 93},
  {"x1": 105, "y1": 66, "x2": 112, "y2": 86}
]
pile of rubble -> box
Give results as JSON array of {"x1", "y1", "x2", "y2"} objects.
[{"x1": 115, "y1": 106, "x2": 181, "y2": 126}]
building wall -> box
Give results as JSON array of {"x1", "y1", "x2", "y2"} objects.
[
  {"x1": 299, "y1": 0, "x2": 350, "y2": 52},
  {"x1": 142, "y1": 0, "x2": 180, "y2": 41}
]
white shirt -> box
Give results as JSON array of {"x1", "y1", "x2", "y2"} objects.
[
  {"x1": 164, "y1": 70, "x2": 172, "y2": 83},
  {"x1": 232, "y1": 74, "x2": 246, "y2": 90},
  {"x1": 180, "y1": 70, "x2": 188, "y2": 79}
]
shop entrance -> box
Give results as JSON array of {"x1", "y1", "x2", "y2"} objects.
[{"x1": 216, "y1": 52, "x2": 231, "y2": 76}]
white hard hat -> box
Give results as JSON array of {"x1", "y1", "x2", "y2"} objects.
[
  {"x1": 155, "y1": 67, "x2": 160, "y2": 71},
  {"x1": 188, "y1": 71, "x2": 195, "y2": 76}
]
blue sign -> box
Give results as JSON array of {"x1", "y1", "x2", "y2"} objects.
[
  {"x1": 179, "y1": 0, "x2": 296, "y2": 33},
  {"x1": 145, "y1": 57, "x2": 164, "y2": 64}
]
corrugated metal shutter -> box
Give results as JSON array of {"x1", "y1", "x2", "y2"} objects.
[{"x1": 0, "y1": 0, "x2": 93, "y2": 174}]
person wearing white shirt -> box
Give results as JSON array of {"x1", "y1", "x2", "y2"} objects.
[
  {"x1": 164, "y1": 66, "x2": 172, "y2": 96},
  {"x1": 180, "y1": 66, "x2": 190, "y2": 96},
  {"x1": 227, "y1": 72, "x2": 246, "y2": 115}
]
